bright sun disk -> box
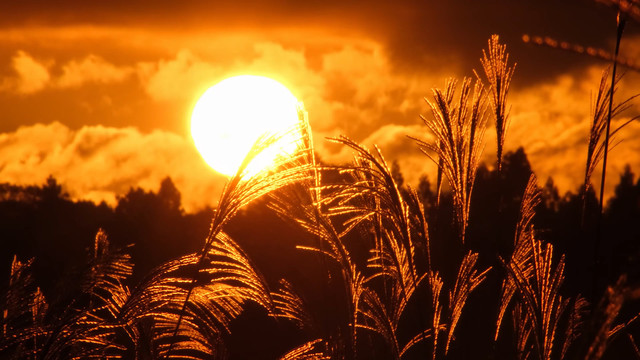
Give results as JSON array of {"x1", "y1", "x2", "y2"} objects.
[{"x1": 190, "y1": 75, "x2": 302, "y2": 177}]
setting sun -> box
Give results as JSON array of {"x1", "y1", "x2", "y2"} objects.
[
  {"x1": 4, "y1": 2, "x2": 640, "y2": 359},
  {"x1": 190, "y1": 75, "x2": 302, "y2": 177}
]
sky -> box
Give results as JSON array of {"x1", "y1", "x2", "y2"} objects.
[{"x1": 0, "y1": 0, "x2": 639, "y2": 212}]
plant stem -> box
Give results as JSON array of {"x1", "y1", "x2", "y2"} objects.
[{"x1": 594, "y1": 10, "x2": 625, "y2": 296}]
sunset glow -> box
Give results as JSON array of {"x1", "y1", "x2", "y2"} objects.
[
  {"x1": 3, "y1": 2, "x2": 640, "y2": 360},
  {"x1": 190, "y1": 75, "x2": 301, "y2": 177},
  {"x1": 0, "y1": 2, "x2": 638, "y2": 211}
]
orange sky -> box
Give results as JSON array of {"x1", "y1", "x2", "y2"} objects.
[{"x1": 0, "y1": 0, "x2": 639, "y2": 212}]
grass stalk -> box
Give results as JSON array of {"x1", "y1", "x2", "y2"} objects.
[{"x1": 593, "y1": 10, "x2": 626, "y2": 297}]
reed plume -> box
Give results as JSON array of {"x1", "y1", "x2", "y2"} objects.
[
  {"x1": 268, "y1": 132, "x2": 365, "y2": 359},
  {"x1": 445, "y1": 252, "x2": 490, "y2": 354},
  {"x1": 500, "y1": 235, "x2": 570, "y2": 360},
  {"x1": 121, "y1": 230, "x2": 273, "y2": 358},
  {"x1": 322, "y1": 137, "x2": 436, "y2": 359},
  {"x1": 582, "y1": 275, "x2": 640, "y2": 360},
  {"x1": 478, "y1": 34, "x2": 515, "y2": 173},
  {"x1": 273, "y1": 279, "x2": 314, "y2": 331},
  {"x1": 1, "y1": 230, "x2": 136, "y2": 359},
  {"x1": 279, "y1": 339, "x2": 331, "y2": 360},
  {"x1": 165, "y1": 118, "x2": 313, "y2": 357},
  {"x1": 583, "y1": 68, "x2": 637, "y2": 211},
  {"x1": 0, "y1": 256, "x2": 47, "y2": 358},
  {"x1": 411, "y1": 77, "x2": 488, "y2": 243}
]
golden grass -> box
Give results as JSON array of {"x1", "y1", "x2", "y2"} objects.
[
  {"x1": 2, "y1": 28, "x2": 640, "y2": 359},
  {"x1": 411, "y1": 78, "x2": 488, "y2": 244}
]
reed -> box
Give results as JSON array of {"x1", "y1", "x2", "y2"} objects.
[
  {"x1": 478, "y1": 35, "x2": 515, "y2": 173},
  {"x1": 411, "y1": 77, "x2": 488, "y2": 244}
]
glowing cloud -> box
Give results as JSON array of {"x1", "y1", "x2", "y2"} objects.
[
  {"x1": 0, "y1": 122, "x2": 227, "y2": 212},
  {"x1": 58, "y1": 54, "x2": 133, "y2": 88},
  {"x1": 10, "y1": 51, "x2": 51, "y2": 94}
]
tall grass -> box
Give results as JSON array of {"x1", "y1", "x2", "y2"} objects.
[
  {"x1": 411, "y1": 78, "x2": 487, "y2": 244},
  {"x1": 2, "y1": 13, "x2": 640, "y2": 359},
  {"x1": 478, "y1": 34, "x2": 516, "y2": 173}
]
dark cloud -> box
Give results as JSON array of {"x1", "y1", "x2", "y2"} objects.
[
  {"x1": 1, "y1": 0, "x2": 634, "y2": 86},
  {"x1": 382, "y1": 0, "x2": 638, "y2": 85}
]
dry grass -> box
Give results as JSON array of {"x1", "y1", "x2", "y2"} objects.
[
  {"x1": 477, "y1": 34, "x2": 515, "y2": 173},
  {"x1": 2, "y1": 28, "x2": 640, "y2": 360},
  {"x1": 411, "y1": 77, "x2": 488, "y2": 244},
  {"x1": 583, "y1": 69, "x2": 637, "y2": 204}
]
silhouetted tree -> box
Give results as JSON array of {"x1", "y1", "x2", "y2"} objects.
[
  {"x1": 38, "y1": 176, "x2": 68, "y2": 203},
  {"x1": 112, "y1": 177, "x2": 196, "y2": 278},
  {"x1": 158, "y1": 176, "x2": 182, "y2": 213},
  {"x1": 605, "y1": 165, "x2": 640, "y2": 283}
]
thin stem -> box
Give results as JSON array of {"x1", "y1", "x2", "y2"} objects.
[
  {"x1": 164, "y1": 221, "x2": 219, "y2": 358},
  {"x1": 594, "y1": 11, "x2": 625, "y2": 296}
]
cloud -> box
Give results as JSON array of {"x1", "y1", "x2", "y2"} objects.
[
  {"x1": 1, "y1": 51, "x2": 134, "y2": 94},
  {"x1": 0, "y1": 122, "x2": 227, "y2": 212},
  {"x1": 58, "y1": 54, "x2": 133, "y2": 88},
  {"x1": 332, "y1": 63, "x2": 640, "y2": 200},
  {"x1": 506, "y1": 65, "x2": 640, "y2": 197},
  {"x1": 139, "y1": 50, "x2": 223, "y2": 102},
  {"x1": 134, "y1": 41, "x2": 435, "y2": 157},
  {"x1": 127, "y1": 40, "x2": 506, "y2": 189},
  {"x1": 9, "y1": 51, "x2": 51, "y2": 94},
  {"x1": 0, "y1": 18, "x2": 637, "y2": 206},
  {"x1": 0, "y1": 1, "x2": 628, "y2": 86}
]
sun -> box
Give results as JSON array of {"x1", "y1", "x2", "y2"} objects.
[{"x1": 190, "y1": 75, "x2": 302, "y2": 177}]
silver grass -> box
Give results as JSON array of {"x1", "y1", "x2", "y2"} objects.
[
  {"x1": 268, "y1": 131, "x2": 364, "y2": 359},
  {"x1": 500, "y1": 236, "x2": 570, "y2": 360},
  {"x1": 583, "y1": 68, "x2": 637, "y2": 204},
  {"x1": 271, "y1": 183, "x2": 365, "y2": 356},
  {"x1": 121, "y1": 231, "x2": 273, "y2": 359},
  {"x1": 84, "y1": 229, "x2": 133, "y2": 318},
  {"x1": 427, "y1": 271, "x2": 444, "y2": 360},
  {"x1": 320, "y1": 137, "x2": 437, "y2": 359},
  {"x1": 512, "y1": 302, "x2": 533, "y2": 360},
  {"x1": 279, "y1": 339, "x2": 331, "y2": 360},
  {"x1": 400, "y1": 328, "x2": 441, "y2": 359},
  {"x1": 0, "y1": 230, "x2": 137, "y2": 359},
  {"x1": 0, "y1": 256, "x2": 48, "y2": 358},
  {"x1": 445, "y1": 251, "x2": 491, "y2": 354},
  {"x1": 323, "y1": 137, "x2": 423, "y2": 320},
  {"x1": 478, "y1": 34, "x2": 515, "y2": 173},
  {"x1": 583, "y1": 276, "x2": 640, "y2": 360},
  {"x1": 561, "y1": 296, "x2": 588, "y2": 359},
  {"x1": 165, "y1": 118, "x2": 313, "y2": 357},
  {"x1": 358, "y1": 288, "x2": 402, "y2": 358},
  {"x1": 273, "y1": 279, "x2": 314, "y2": 331},
  {"x1": 496, "y1": 174, "x2": 540, "y2": 341},
  {"x1": 411, "y1": 77, "x2": 488, "y2": 243}
]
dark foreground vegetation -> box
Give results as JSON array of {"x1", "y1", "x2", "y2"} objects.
[
  {"x1": 2, "y1": 3, "x2": 640, "y2": 359},
  {"x1": 1, "y1": 148, "x2": 640, "y2": 359}
]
